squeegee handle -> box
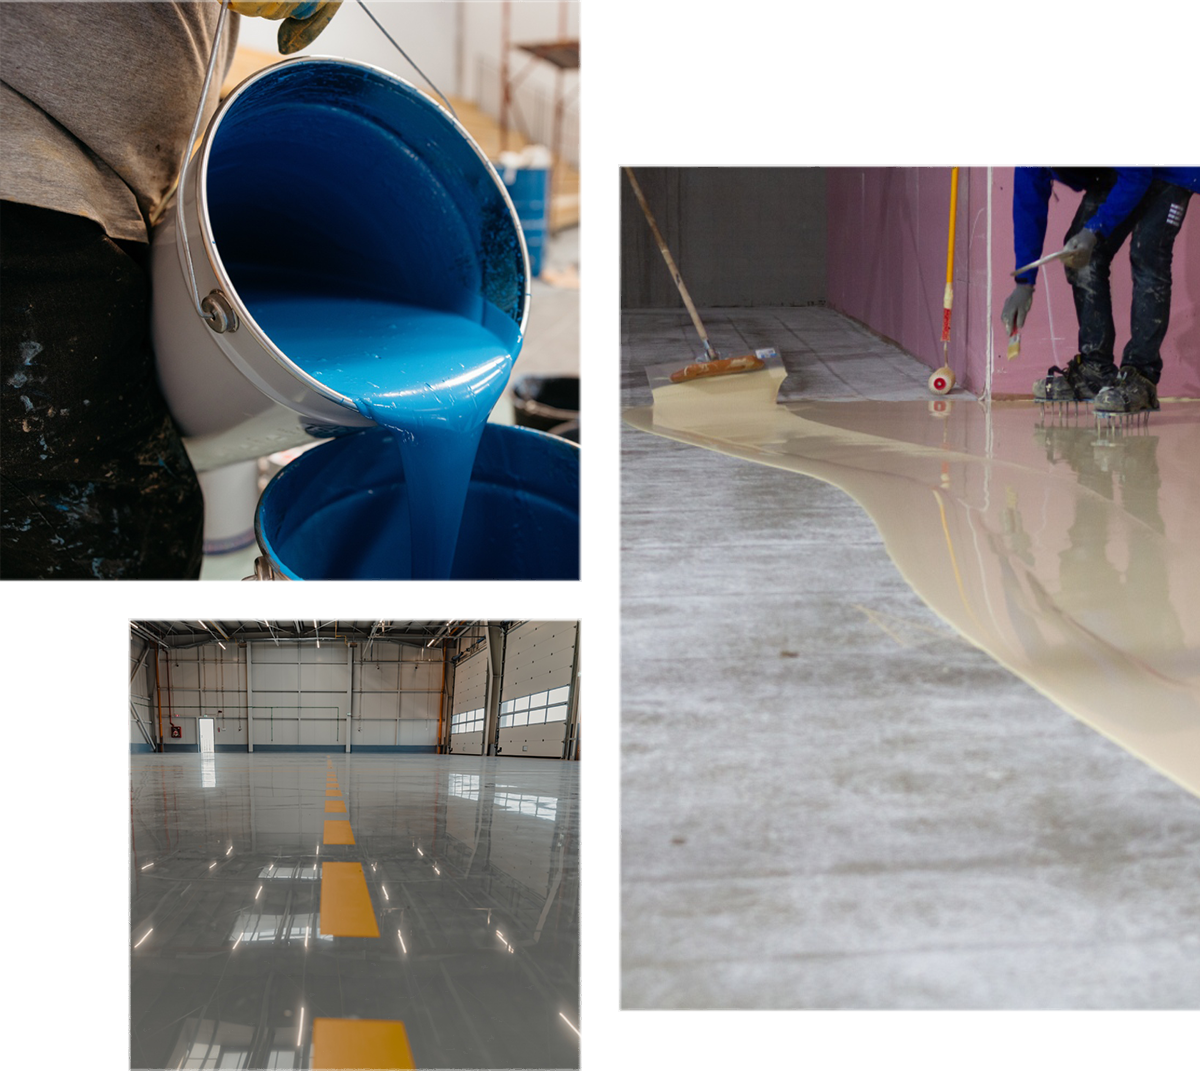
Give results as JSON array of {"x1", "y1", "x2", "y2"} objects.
[
  {"x1": 1011, "y1": 247, "x2": 1070, "y2": 278},
  {"x1": 624, "y1": 167, "x2": 716, "y2": 359}
]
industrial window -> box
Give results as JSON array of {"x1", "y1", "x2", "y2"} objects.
[
  {"x1": 450, "y1": 707, "x2": 484, "y2": 734},
  {"x1": 499, "y1": 689, "x2": 570, "y2": 728}
]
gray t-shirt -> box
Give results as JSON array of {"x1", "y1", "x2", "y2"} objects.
[{"x1": 0, "y1": 1, "x2": 239, "y2": 243}]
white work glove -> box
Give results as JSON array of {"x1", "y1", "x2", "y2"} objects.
[
  {"x1": 228, "y1": 2, "x2": 343, "y2": 54},
  {"x1": 1061, "y1": 228, "x2": 1097, "y2": 271},
  {"x1": 1001, "y1": 283, "x2": 1034, "y2": 335}
]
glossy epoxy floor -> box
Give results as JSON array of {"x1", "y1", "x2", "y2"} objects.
[{"x1": 131, "y1": 754, "x2": 579, "y2": 1070}]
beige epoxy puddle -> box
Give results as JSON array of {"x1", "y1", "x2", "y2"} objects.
[{"x1": 625, "y1": 368, "x2": 1200, "y2": 798}]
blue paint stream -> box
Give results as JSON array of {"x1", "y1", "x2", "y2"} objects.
[
  {"x1": 204, "y1": 61, "x2": 528, "y2": 578},
  {"x1": 236, "y1": 279, "x2": 519, "y2": 577}
]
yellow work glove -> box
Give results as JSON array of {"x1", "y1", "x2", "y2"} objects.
[{"x1": 228, "y1": 2, "x2": 343, "y2": 55}]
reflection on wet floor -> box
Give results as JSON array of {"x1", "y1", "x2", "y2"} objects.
[
  {"x1": 130, "y1": 754, "x2": 579, "y2": 1070},
  {"x1": 626, "y1": 371, "x2": 1200, "y2": 796}
]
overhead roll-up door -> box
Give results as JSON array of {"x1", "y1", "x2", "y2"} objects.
[
  {"x1": 450, "y1": 647, "x2": 488, "y2": 755},
  {"x1": 498, "y1": 622, "x2": 577, "y2": 758}
]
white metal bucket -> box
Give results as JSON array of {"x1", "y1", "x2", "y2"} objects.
[{"x1": 151, "y1": 55, "x2": 530, "y2": 473}]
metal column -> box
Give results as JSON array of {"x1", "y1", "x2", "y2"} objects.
[
  {"x1": 246, "y1": 643, "x2": 254, "y2": 752},
  {"x1": 345, "y1": 643, "x2": 354, "y2": 753}
]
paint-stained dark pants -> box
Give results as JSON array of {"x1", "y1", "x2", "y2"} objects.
[
  {"x1": 1064, "y1": 179, "x2": 1192, "y2": 383},
  {"x1": 1, "y1": 201, "x2": 203, "y2": 578}
]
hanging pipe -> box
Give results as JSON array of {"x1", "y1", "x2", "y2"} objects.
[
  {"x1": 154, "y1": 646, "x2": 164, "y2": 752},
  {"x1": 164, "y1": 649, "x2": 176, "y2": 734},
  {"x1": 436, "y1": 641, "x2": 448, "y2": 753}
]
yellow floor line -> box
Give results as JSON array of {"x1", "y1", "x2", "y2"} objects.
[
  {"x1": 311, "y1": 1017, "x2": 414, "y2": 1069},
  {"x1": 326, "y1": 788, "x2": 341, "y2": 797},
  {"x1": 323, "y1": 819, "x2": 355, "y2": 845},
  {"x1": 318, "y1": 862, "x2": 379, "y2": 938},
  {"x1": 325, "y1": 800, "x2": 347, "y2": 813}
]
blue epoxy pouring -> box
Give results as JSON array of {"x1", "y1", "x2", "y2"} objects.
[
  {"x1": 238, "y1": 283, "x2": 520, "y2": 577},
  {"x1": 182, "y1": 57, "x2": 570, "y2": 579}
]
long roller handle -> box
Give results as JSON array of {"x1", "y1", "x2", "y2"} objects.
[
  {"x1": 941, "y1": 166, "x2": 959, "y2": 348},
  {"x1": 624, "y1": 167, "x2": 717, "y2": 360}
]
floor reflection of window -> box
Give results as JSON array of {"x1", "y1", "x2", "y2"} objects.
[
  {"x1": 257, "y1": 864, "x2": 318, "y2": 881},
  {"x1": 230, "y1": 911, "x2": 330, "y2": 945},
  {"x1": 494, "y1": 789, "x2": 558, "y2": 820},
  {"x1": 264, "y1": 1051, "x2": 295, "y2": 1069},
  {"x1": 180, "y1": 1042, "x2": 248, "y2": 1068},
  {"x1": 449, "y1": 773, "x2": 480, "y2": 800}
]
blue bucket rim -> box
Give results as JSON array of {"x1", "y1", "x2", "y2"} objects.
[{"x1": 253, "y1": 422, "x2": 579, "y2": 581}]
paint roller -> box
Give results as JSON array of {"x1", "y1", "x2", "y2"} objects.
[
  {"x1": 624, "y1": 167, "x2": 765, "y2": 382},
  {"x1": 929, "y1": 167, "x2": 958, "y2": 396}
]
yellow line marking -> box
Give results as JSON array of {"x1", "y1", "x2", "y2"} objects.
[
  {"x1": 325, "y1": 800, "x2": 346, "y2": 813},
  {"x1": 323, "y1": 820, "x2": 355, "y2": 845},
  {"x1": 311, "y1": 1018, "x2": 414, "y2": 1069},
  {"x1": 326, "y1": 788, "x2": 341, "y2": 797},
  {"x1": 318, "y1": 862, "x2": 379, "y2": 938}
]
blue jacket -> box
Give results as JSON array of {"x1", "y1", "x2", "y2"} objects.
[{"x1": 1012, "y1": 167, "x2": 1198, "y2": 285}]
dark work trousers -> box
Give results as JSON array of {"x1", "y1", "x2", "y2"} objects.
[
  {"x1": 1064, "y1": 179, "x2": 1192, "y2": 383},
  {"x1": 1, "y1": 201, "x2": 204, "y2": 578}
]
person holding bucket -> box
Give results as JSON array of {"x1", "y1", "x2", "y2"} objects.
[{"x1": 0, "y1": 1, "x2": 341, "y2": 579}]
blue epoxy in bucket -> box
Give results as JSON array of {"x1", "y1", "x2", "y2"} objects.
[
  {"x1": 501, "y1": 168, "x2": 550, "y2": 277},
  {"x1": 202, "y1": 60, "x2": 529, "y2": 578},
  {"x1": 255, "y1": 423, "x2": 579, "y2": 580}
]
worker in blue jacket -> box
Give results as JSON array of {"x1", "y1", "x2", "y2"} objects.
[{"x1": 1001, "y1": 167, "x2": 1197, "y2": 415}]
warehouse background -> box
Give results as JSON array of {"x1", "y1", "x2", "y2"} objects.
[
  {"x1": 620, "y1": 167, "x2": 1200, "y2": 398},
  {"x1": 130, "y1": 621, "x2": 581, "y2": 760}
]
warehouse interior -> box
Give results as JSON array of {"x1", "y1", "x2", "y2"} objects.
[
  {"x1": 621, "y1": 167, "x2": 1200, "y2": 1011},
  {"x1": 130, "y1": 620, "x2": 580, "y2": 1070}
]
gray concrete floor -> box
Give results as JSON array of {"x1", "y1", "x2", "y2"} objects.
[{"x1": 621, "y1": 306, "x2": 1200, "y2": 1009}]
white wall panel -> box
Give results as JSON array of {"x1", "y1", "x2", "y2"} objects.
[
  {"x1": 253, "y1": 663, "x2": 300, "y2": 692},
  {"x1": 255, "y1": 716, "x2": 296, "y2": 746},
  {"x1": 400, "y1": 690, "x2": 440, "y2": 720},
  {"x1": 254, "y1": 645, "x2": 297, "y2": 663},
  {"x1": 400, "y1": 720, "x2": 437, "y2": 746},
  {"x1": 301, "y1": 657, "x2": 348, "y2": 693},
  {"x1": 453, "y1": 649, "x2": 488, "y2": 715},
  {"x1": 359, "y1": 691, "x2": 394, "y2": 720},
  {"x1": 501, "y1": 622, "x2": 577, "y2": 700},
  {"x1": 359, "y1": 660, "x2": 399, "y2": 691}
]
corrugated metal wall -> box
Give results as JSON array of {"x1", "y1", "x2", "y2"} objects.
[{"x1": 130, "y1": 639, "x2": 444, "y2": 751}]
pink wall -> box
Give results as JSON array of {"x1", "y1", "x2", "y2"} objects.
[{"x1": 826, "y1": 168, "x2": 1200, "y2": 399}]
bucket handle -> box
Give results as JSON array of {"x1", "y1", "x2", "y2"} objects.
[
  {"x1": 176, "y1": 1, "x2": 461, "y2": 331},
  {"x1": 176, "y1": 0, "x2": 234, "y2": 328}
]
